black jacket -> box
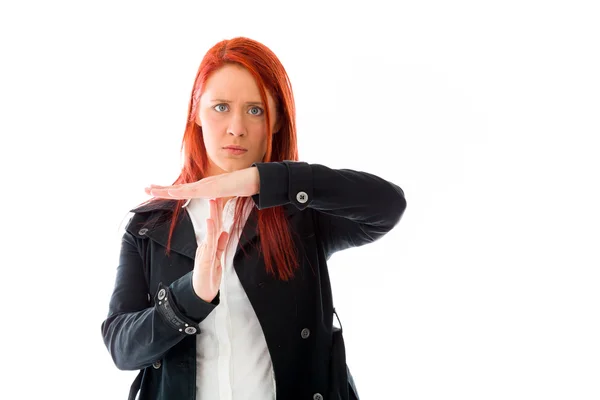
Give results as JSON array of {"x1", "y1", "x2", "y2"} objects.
[{"x1": 101, "y1": 160, "x2": 406, "y2": 400}]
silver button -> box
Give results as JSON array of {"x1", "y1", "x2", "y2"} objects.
[
  {"x1": 152, "y1": 360, "x2": 161, "y2": 369},
  {"x1": 138, "y1": 228, "x2": 148, "y2": 235},
  {"x1": 185, "y1": 326, "x2": 197, "y2": 335},
  {"x1": 301, "y1": 328, "x2": 310, "y2": 339},
  {"x1": 313, "y1": 394, "x2": 323, "y2": 400},
  {"x1": 157, "y1": 289, "x2": 166, "y2": 301},
  {"x1": 296, "y1": 191, "x2": 308, "y2": 203}
]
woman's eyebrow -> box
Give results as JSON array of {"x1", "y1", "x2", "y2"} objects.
[{"x1": 211, "y1": 98, "x2": 264, "y2": 106}]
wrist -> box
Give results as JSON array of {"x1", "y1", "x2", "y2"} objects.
[{"x1": 253, "y1": 166, "x2": 260, "y2": 195}]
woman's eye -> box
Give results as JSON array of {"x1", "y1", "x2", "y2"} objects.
[
  {"x1": 213, "y1": 104, "x2": 263, "y2": 115},
  {"x1": 248, "y1": 106, "x2": 264, "y2": 116}
]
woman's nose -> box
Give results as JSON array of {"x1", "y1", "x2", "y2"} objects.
[{"x1": 227, "y1": 113, "x2": 247, "y2": 137}]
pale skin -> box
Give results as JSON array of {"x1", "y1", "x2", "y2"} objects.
[{"x1": 144, "y1": 64, "x2": 280, "y2": 302}]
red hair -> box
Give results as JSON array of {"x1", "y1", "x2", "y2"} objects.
[{"x1": 135, "y1": 37, "x2": 300, "y2": 280}]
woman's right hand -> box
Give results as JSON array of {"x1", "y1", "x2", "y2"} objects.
[{"x1": 192, "y1": 198, "x2": 229, "y2": 303}]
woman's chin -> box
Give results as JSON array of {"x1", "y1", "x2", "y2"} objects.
[{"x1": 219, "y1": 161, "x2": 252, "y2": 173}]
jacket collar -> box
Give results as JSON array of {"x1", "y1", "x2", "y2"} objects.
[
  {"x1": 129, "y1": 198, "x2": 180, "y2": 214},
  {"x1": 128, "y1": 195, "x2": 298, "y2": 260}
]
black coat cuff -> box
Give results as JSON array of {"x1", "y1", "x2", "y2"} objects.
[
  {"x1": 251, "y1": 161, "x2": 313, "y2": 210},
  {"x1": 154, "y1": 272, "x2": 220, "y2": 335}
]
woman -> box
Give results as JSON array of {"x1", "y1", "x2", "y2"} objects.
[{"x1": 101, "y1": 36, "x2": 407, "y2": 400}]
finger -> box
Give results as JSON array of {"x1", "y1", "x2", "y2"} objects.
[
  {"x1": 147, "y1": 174, "x2": 219, "y2": 190},
  {"x1": 213, "y1": 260, "x2": 223, "y2": 286},
  {"x1": 145, "y1": 184, "x2": 184, "y2": 195},
  {"x1": 145, "y1": 187, "x2": 185, "y2": 199},
  {"x1": 146, "y1": 187, "x2": 195, "y2": 199},
  {"x1": 214, "y1": 209, "x2": 222, "y2": 253},
  {"x1": 195, "y1": 240, "x2": 206, "y2": 258},
  {"x1": 195, "y1": 240, "x2": 210, "y2": 272},
  {"x1": 145, "y1": 183, "x2": 202, "y2": 199},
  {"x1": 215, "y1": 231, "x2": 229, "y2": 260},
  {"x1": 147, "y1": 183, "x2": 185, "y2": 189},
  {"x1": 211, "y1": 199, "x2": 223, "y2": 236},
  {"x1": 214, "y1": 199, "x2": 223, "y2": 234},
  {"x1": 209, "y1": 200, "x2": 217, "y2": 233},
  {"x1": 205, "y1": 218, "x2": 217, "y2": 267}
]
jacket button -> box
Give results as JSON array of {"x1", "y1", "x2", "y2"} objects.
[
  {"x1": 138, "y1": 228, "x2": 148, "y2": 235},
  {"x1": 301, "y1": 328, "x2": 310, "y2": 339},
  {"x1": 296, "y1": 191, "x2": 308, "y2": 204},
  {"x1": 185, "y1": 326, "x2": 197, "y2": 335},
  {"x1": 313, "y1": 394, "x2": 323, "y2": 400},
  {"x1": 157, "y1": 289, "x2": 166, "y2": 301},
  {"x1": 152, "y1": 360, "x2": 161, "y2": 369}
]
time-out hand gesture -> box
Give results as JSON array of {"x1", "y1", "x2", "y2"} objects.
[{"x1": 192, "y1": 198, "x2": 229, "y2": 303}]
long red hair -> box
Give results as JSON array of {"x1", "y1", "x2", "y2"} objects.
[{"x1": 133, "y1": 37, "x2": 300, "y2": 281}]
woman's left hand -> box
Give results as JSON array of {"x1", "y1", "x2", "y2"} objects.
[{"x1": 145, "y1": 166, "x2": 260, "y2": 200}]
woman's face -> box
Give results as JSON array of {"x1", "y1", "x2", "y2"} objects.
[{"x1": 196, "y1": 63, "x2": 280, "y2": 176}]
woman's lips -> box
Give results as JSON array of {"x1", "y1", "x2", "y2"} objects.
[{"x1": 224, "y1": 148, "x2": 247, "y2": 155}]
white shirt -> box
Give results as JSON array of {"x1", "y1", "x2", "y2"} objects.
[{"x1": 185, "y1": 197, "x2": 276, "y2": 400}]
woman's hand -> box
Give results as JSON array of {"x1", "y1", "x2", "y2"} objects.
[
  {"x1": 144, "y1": 166, "x2": 260, "y2": 200},
  {"x1": 192, "y1": 198, "x2": 229, "y2": 302},
  {"x1": 144, "y1": 166, "x2": 260, "y2": 301}
]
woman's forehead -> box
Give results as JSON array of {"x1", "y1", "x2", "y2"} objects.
[
  {"x1": 202, "y1": 73, "x2": 275, "y2": 106},
  {"x1": 205, "y1": 65, "x2": 257, "y2": 90}
]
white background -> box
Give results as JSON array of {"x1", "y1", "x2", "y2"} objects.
[{"x1": 1, "y1": 0, "x2": 599, "y2": 399}]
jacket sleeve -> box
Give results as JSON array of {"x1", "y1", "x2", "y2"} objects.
[
  {"x1": 251, "y1": 160, "x2": 406, "y2": 257},
  {"x1": 101, "y1": 216, "x2": 220, "y2": 371}
]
